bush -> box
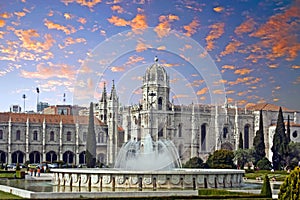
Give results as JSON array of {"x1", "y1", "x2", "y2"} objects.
[
  {"x1": 278, "y1": 166, "x2": 300, "y2": 200},
  {"x1": 257, "y1": 157, "x2": 272, "y2": 170},
  {"x1": 206, "y1": 149, "x2": 235, "y2": 169},
  {"x1": 261, "y1": 174, "x2": 272, "y2": 198},
  {"x1": 183, "y1": 157, "x2": 206, "y2": 168}
]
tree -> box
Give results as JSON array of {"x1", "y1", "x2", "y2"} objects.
[
  {"x1": 288, "y1": 142, "x2": 300, "y2": 169},
  {"x1": 261, "y1": 174, "x2": 272, "y2": 198},
  {"x1": 278, "y1": 166, "x2": 300, "y2": 200},
  {"x1": 253, "y1": 110, "x2": 265, "y2": 164},
  {"x1": 206, "y1": 149, "x2": 235, "y2": 169},
  {"x1": 86, "y1": 102, "x2": 96, "y2": 168},
  {"x1": 183, "y1": 157, "x2": 206, "y2": 168},
  {"x1": 238, "y1": 132, "x2": 243, "y2": 149},
  {"x1": 234, "y1": 148, "x2": 255, "y2": 169},
  {"x1": 257, "y1": 157, "x2": 272, "y2": 170},
  {"x1": 272, "y1": 107, "x2": 288, "y2": 170}
]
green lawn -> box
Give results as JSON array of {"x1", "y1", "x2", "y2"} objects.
[
  {"x1": 245, "y1": 170, "x2": 288, "y2": 181},
  {"x1": 0, "y1": 190, "x2": 22, "y2": 199}
]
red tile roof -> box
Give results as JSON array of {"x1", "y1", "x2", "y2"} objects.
[
  {"x1": 247, "y1": 103, "x2": 296, "y2": 112},
  {"x1": 0, "y1": 112, "x2": 105, "y2": 126}
]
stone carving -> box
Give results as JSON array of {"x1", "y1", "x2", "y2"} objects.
[
  {"x1": 143, "y1": 175, "x2": 152, "y2": 185},
  {"x1": 131, "y1": 176, "x2": 138, "y2": 185},
  {"x1": 81, "y1": 174, "x2": 88, "y2": 184},
  {"x1": 72, "y1": 174, "x2": 78, "y2": 183},
  {"x1": 197, "y1": 175, "x2": 204, "y2": 184},
  {"x1": 91, "y1": 174, "x2": 99, "y2": 184},
  {"x1": 157, "y1": 175, "x2": 166, "y2": 185},
  {"x1": 102, "y1": 175, "x2": 111, "y2": 184},
  {"x1": 183, "y1": 175, "x2": 193, "y2": 184},
  {"x1": 116, "y1": 175, "x2": 125, "y2": 184},
  {"x1": 170, "y1": 175, "x2": 180, "y2": 185}
]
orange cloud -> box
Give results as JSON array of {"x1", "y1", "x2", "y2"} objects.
[
  {"x1": 249, "y1": 4, "x2": 300, "y2": 61},
  {"x1": 0, "y1": 12, "x2": 12, "y2": 18},
  {"x1": 228, "y1": 76, "x2": 261, "y2": 86},
  {"x1": 111, "y1": 66, "x2": 125, "y2": 72},
  {"x1": 14, "y1": 11, "x2": 26, "y2": 18},
  {"x1": 173, "y1": 94, "x2": 189, "y2": 99},
  {"x1": 292, "y1": 65, "x2": 300, "y2": 69},
  {"x1": 0, "y1": 20, "x2": 5, "y2": 27},
  {"x1": 107, "y1": 15, "x2": 129, "y2": 26},
  {"x1": 59, "y1": 37, "x2": 86, "y2": 49},
  {"x1": 196, "y1": 87, "x2": 208, "y2": 95},
  {"x1": 205, "y1": 22, "x2": 225, "y2": 51},
  {"x1": 293, "y1": 76, "x2": 300, "y2": 84},
  {"x1": 44, "y1": 19, "x2": 76, "y2": 35},
  {"x1": 20, "y1": 62, "x2": 76, "y2": 80},
  {"x1": 64, "y1": 13, "x2": 73, "y2": 20},
  {"x1": 125, "y1": 55, "x2": 144, "y2": 66},
  {"x1": 14, "y1": 29, "x2": 55, "y2": 53},
  {"x1": 184, "y1": 19, "x2": 199, "y2": 37},
  {"x1": 213, "y1": 6, "x2": 224, "y2": 13},
  {"x1": 154, "y1": 14, "x2": 179, "y2": 38},
  {"x1": 61, "y1": 0, "x2": 102, "y2": 9},
  {"x1": 234, "y1": 18, "x2": 256, "y2": 36},
  {"x1": 234, "y1": 68, "x2": 252, "y2": 75},
  {"x1": 131, "y1": 14, "x2": 147, "y2": 33},
  {"x1": 77, "y1": 17, "x2": 87, "y2": 24},
  {"x1": 220, "y1": 39, "x2": 243, "y2": 56},
  {"x1": 111, "y1": 5, "x2": 124, "y2": 13}
]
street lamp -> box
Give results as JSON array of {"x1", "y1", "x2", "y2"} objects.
[{"x1": 36, "y1": 87, "x2": 40, "y2": 112}]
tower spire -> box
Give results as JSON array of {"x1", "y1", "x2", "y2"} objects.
[{"x1": 101, "y1": 82, "x2": 107, "y2": 102}]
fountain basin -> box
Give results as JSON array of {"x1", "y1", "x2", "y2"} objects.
[{"x1": 51, "y1": 168, "x2": 245, "y2": 190}]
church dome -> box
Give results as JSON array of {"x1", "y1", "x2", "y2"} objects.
[{"x1": 143, "y1": 57, "x2": 169, "y2": 87}]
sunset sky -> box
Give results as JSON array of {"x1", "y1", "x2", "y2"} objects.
[{"x1": 0, "y1": 0, "x2": 299, "y2": 112}]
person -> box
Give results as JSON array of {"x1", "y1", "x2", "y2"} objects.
[
  {"x1": 34, "y1": 168, "x2": 37, "y2": 176},
  {"x1": 37, "y1": 167, "x2": 41, "y2": 177},
  {"x1": 29, "y1": 168, "x2": 33, "y2": 176}
]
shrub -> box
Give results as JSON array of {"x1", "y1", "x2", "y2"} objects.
[
  {"x1": 257, "y1": 157, "x2": 272, "y2": 170},
  {"x1": 261, "y1": 174, "x2": 272, "y2": 198},
  {"x1": 206, "y1": 150, "x2": 235, "y2": 169},
  {"x1": 278, "y1": 166, "x2": 300, "y2": 200},
  {"x1": 183, "y1": 157, "x2": 206, "y2": 168}
]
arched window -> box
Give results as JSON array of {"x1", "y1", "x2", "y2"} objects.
[
  {"x1": 178, "y1": 123, "x2": 182, "y2": 137},
  {"x1": 223, "y1": 127, "x2": 228, "y2": 139},
  {"x1": 16, "y1": 130, "x2": 21, "y2": 141},
  {"x1": 244, "y1": 125, "x2": 250, "y2": 149},
  {"x1": 66, "y1": 131, "x2": 71, "y2": 141},
  {"x1": 98, "y1": 132, "x2": 101, "y2": 143},
  {"x1": 0, "y1": 130, "x2": 3, "y2": 140},
  {"x1": 158, "y1": 97, "x2": 163, "y2": 110},
  {"x1": 50, "y1": 131, "x2": 55, "y2": 141},
  {"x1": 33, "y1": 130, "x2": 38, "y2": 141},
  {"x1": 83, "y1": 132, "x2": 87, "y2": 142},
  {"x1": 201, "y1": 124, "x2": 206, "y2": 151}
]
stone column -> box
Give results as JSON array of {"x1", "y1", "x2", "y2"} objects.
[
  {"x1": 7, "y1": 117, "x2": 12, "y2": 164},
  {"x1": 75, "y1": 122, "x2": 79, "y2": 165},
  {"x1": 59, "y1": 119, "x2": 63, "y2": 161},
  {"x1": 25, "y1": 117, "x2": 29, "y2": 161},
  {"x1": 42, "y1": 118, "x2": 46, "y2": 161}
]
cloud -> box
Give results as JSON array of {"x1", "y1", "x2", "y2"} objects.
[
  {"x1": 292, "y1": 65, "x2": 300, "y2": 69},
  {"x1": 14, "y1": 29, "x2": 55, "y2": 53},
  {"x1": 136, "y1": 41, "x2": 152, "y2": 52},
  {"x1": 131, "y1": 14, "x2": 148, "y2": 33},
  {"x1": 77, "y1": 17, "x2": 87, "y2": 24},
  {"x1": 173, "y1": 94, "x2": 189, "y2": 99},
  {"x1": 213, "y1": 6, "x2": 224, "y2": 13},
  {"x1": 249, "y1": 4, "x2": 300, "y2": 61},
  {"x1": 234, "y1": 17, "x2": 256, "y2": 36},
  {"x1": 205, "y1": 22, "x2": 225, "y2": 51},
  {"x1": 0, "y1": 20, "x2": 5, "y2": 27},
  {"x1": 0, "y1": 12, "x2": 13, "y2": 18},
  {"x1": 183, "y1": 18, "x2": 199, "y2": 37},
  {"x1": 196, "y1": 87, "x2": 208, "y2": 95},
  {"x1": 14, "y1": 11, "x2": 26, "y2": 18},
  {"x1": 59, "y1": 37, "x2": 86, "y2": 49},
  {"x1": 228, "y1": 76, "x2": 261, "y2": 86},
  {"x1": 44, "y1": 19, "x2": 76, "y2": 35},
  {"x1": 234, "y1": 68, "x2": 252, "y2": 75},
  {"x1": 220, "y1": 39, "x2": 243, "y2": 56},
  {"x1": 125, "y1": 55, "x2": 145, "y2": 66},
  {"x1": 111, "y1": 5, "x2": 124, "y2": 13},
  {"x1": 111, "y1": 66, "x2": 125, "y2": 72},
  {"x1": 107, "y1": 15, "x2": 129, "y2": 26},
  {"x1": 20, "y1": 62, "x2": 76, "y2": 80},
  {"x1": 61, "y1": 0, "x2": 102, "y2": 9},
  {"x1": 154, "y1": 14, "x2": 179, "y2": 38},
  {"x1": 64, "y1": 13, "x2": 73, "y2": 20}
]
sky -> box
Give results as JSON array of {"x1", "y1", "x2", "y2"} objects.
[{"x1": 0, "y1": 0, "x2": 299, "y2": 112}]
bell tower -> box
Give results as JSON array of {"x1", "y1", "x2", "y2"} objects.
[{"x1": 142, "y1": 56, "x2": 170, "y2": 111}]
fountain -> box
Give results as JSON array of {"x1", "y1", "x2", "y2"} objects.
[
  {"x1": 114, "y1": 134, "x2": 181, "y2": 171},
  {"x1": 51, "y1": 134, "x2": 245, "y2": 190}
]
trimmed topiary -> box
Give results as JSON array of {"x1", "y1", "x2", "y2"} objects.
[
  {"x1": 261, "y1": 174, "x2": 272, "y2": 198},
  {"x1": 278, "y1": 166, "x2": 300, "y2": 200}
]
